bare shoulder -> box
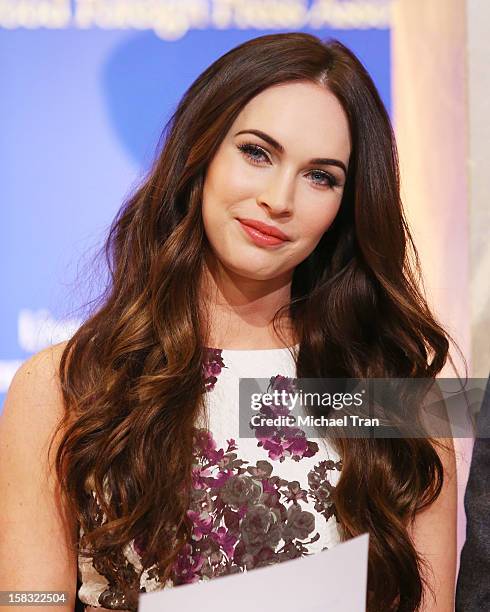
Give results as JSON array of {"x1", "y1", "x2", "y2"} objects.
[
  {"x1": 0, "y1": 340, "x2": 78, "y2": 598},
  {"x1": 2, "y1": 341, "x2": 70, "y2": 429},
  {"x1": 10, "y1": 339, "x2": 69, "y2": 390}
]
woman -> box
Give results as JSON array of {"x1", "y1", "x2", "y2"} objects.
[{"x1": 0, "y1": 33, "x2": 461, "y2": 611}]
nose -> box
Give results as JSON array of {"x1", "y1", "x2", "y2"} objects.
[{"x1": 256, "y1": 167, "x2": 295, "y2": 215}]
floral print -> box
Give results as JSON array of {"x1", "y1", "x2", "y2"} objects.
[
  {"x1": 203, "y1": 348, "x2": 226, "y2": 391},
  {"x1": 77, "y1": 347, "x2": 342, "y2": 610},
  {"x1": 168, "y1": 425, "x2": 341, "y2": 585},
  {"x1": 251, "y1": 374, "x2": 320, "y2": 462},
  {"x1": 308, "y1": 459, "x2": 342, "y2": 522}
]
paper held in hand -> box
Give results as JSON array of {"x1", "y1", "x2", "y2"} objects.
[{"x1": 139, "y1": 532, "x2": 369, "y2": 612}]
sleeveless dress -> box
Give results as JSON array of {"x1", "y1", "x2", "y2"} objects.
[{"x1": 78, "y1": 345, "x2": 344, "y2": 610}]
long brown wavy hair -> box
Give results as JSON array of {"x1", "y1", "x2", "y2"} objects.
[{"x1": 50, "y1": 33, "x2": 464, "y2": 611}]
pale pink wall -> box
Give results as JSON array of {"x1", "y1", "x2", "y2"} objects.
[{"x1": 391, "y1": 0, "x2": 473, "y2": 576}]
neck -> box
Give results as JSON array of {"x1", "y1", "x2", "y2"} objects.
[{"x1": 200, "y1": 247, "x2": 296, "y2": 349}]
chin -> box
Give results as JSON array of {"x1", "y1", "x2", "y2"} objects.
[{"x1": 228, "y1": 261, "x2": 280, "y2": 281}]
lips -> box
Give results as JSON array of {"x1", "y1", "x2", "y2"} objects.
[{"x1": 237, "y1": 218, "x2": 290, "y2": 241}]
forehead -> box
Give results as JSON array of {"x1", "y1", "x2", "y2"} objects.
[{"x1": 231, "y1": 81, "x2": 351, "y2": 158}]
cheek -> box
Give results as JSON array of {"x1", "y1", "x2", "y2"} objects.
[
  {"x1": 204, "y1": 149, "x2": 253, "y2": 211},
  {"x1": 201, "y1": 154, "x2": 248, "y2": 252},
  {"x1": 299, "y1": 199, "x2": 341, "y2": 244}
]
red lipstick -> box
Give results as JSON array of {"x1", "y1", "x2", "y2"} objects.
[{"x1": 237, "y1": 218, "x2": 290, "y2": 247}]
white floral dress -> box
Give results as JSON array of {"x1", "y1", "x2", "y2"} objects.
[{"x1": 78, "y1": 346, "x2": 343, "y2": 610}]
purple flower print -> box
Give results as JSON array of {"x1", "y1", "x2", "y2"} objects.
[
  {"x1": 168, "y1": 430, "x2": 340, "y2": 584},
  {"x1": 251, "y1": 375, "x2": 319, "y2": 463},
  {"x1": 210, "y1": 526, "x2": 238, "y2": 559},
  {"x1": 172, "y1": 543, "x2": 205, "y2": 584},
  {"x1": 193, "y1": 429, "x2": 227, "y2": 464},
  {"x1": 203, "y1": 348, "x2": 226, "y2": 392},
  {"x1": 258, "y1": 428, "x2": 319, "y2": 463},
  {"x1": 84, "y1": 379, "x2": 344, "y2": 599},
  {"x1": 284, "y1": 434, "x2": 318, "y2": 460},
  {"x1": 187, "y1": 510, "x2": 213, "y2": 541},
  {"x1": 211, "y1": 469, "x2": 234, "y2": 488},
  {"x1": 260, "y1": 438, "x2": 289, "y2": 462},
  {"x1": 194, "y1": 428, "x2": 217, "y2": 457},
  {"x1": 226, "y1": 438, "x2": 237, "y2": 451},
  {"x1": 191, "y1": 465, "x2": 214, "y2": 490},
  {"x1": 269, "y1": 374, "x2": 298, "y2": 394}
]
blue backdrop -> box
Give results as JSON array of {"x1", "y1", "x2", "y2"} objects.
[{"x1": 0, "y1": 3, "x2": 391, "y2": 411}]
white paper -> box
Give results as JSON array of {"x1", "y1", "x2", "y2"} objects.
[{"x1": 139, "y1": 533, "x2": 369, "y2": 612}]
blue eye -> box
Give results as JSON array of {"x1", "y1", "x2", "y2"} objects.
[
  {"x1": 236, "y1": 142, "x2": 339, "y2": 189},
  {"x1": 308, "y1": 170, "x2": 339, "y2": 189},
  {"x1": 237, "y1": 143, "x2": 269, "y2": 163}
]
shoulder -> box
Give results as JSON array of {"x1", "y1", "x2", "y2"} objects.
[
  {"x1": 14, "y1": 340, "x2": 69, "y2": 381},
  {"x1": 0, "y1": 341, "x2": 78, "y2": 593},
  {"x1": 1, "y1": 341, "x2": 70, "y2": 444},
  {"x1": 9, "y1": 340, "x2": 68, "y2": 383}
]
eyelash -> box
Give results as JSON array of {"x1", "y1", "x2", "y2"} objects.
[{"x1": 236, "y1": 142, "x2": 340, "y2": 189}]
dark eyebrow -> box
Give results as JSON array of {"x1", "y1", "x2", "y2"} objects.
[{"x1": 234, "y1": 128, "x2": 348, "y2": 177}]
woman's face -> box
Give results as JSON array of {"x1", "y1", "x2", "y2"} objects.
[{"x1": 202, "y1": 80, "x2": 351, "y2": 282}]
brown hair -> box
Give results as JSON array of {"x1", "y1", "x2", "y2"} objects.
[{"x1": 51, "y1": 33, "x2": 464, "y2": 611}]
